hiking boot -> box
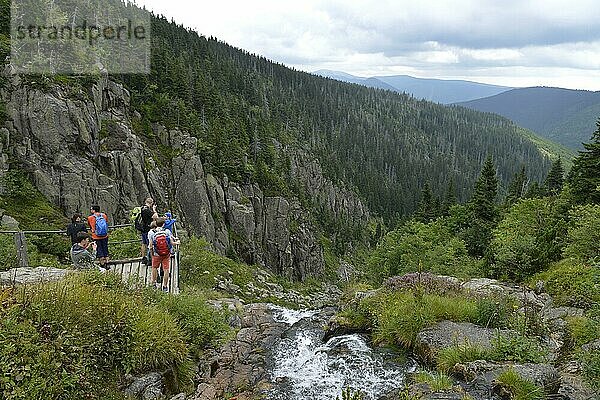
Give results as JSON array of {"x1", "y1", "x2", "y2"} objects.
[
  {"x1": 162, "y1": 286, "x2": 169, "y2": 293},
  {"x1": 141, "y1": 257, "x2": 148, "y2": 265}
]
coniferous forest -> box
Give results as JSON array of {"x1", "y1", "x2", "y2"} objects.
[
  {"x1": 117, "y1": 16, "x2": 569, "y2": 224},
  {"x1": 0, "y1": 3, "x2": 599, "y2": 400}
]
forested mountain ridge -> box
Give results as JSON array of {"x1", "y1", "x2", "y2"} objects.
[
  {"x1": 118, "y1": 16, "x2": 566, "y2": 223},
  {"x1": 0, "y1": 7, "x2": 570, "y2": 272},
  {"x1": 314, "y1": 69, "x2": 513, "y2": 104},
  {"x1": 457, "y1": 87, "x2": 600, "y2": 150}
]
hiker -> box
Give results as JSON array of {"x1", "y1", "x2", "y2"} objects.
[
  {"x1": 70, "y1": 231, "x2": 97, "y2": 270},
  {"x1": 87, "y1": 205, "x2": 110, "y2": 270},
  {"x1": 66, "y1": 213, "x2": 87, "y2": 244},
  {"x1": 163, "y1": 211, "x2": 176, "y2": 234},
  {"x1": 146, "y1": 220, "x2": 164, "y2": 284},
  {"x1": 148, "y1": 217, "x2": 180, "y2": 292},
  {"x1": 139, "y1": 197, "x2": 158, "y2": 265}
]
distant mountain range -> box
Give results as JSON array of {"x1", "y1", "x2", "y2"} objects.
[
  {"x1": 315, "y1": 69, "x2": 600, "y2": 151},
  {"x1": 314, "y1": 69, "x2": 513, "y2": 104},
  {"x1": 456, "y1": 87, "x2": 600, "y2": 150}
]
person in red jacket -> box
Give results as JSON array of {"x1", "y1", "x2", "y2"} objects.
[{"x1": 87, "y1": 205, "x2": 110, "y2": 270}]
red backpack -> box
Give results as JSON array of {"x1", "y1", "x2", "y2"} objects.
[{"x1": 153, "y1": 231, "x2": 172, "y2": 256}]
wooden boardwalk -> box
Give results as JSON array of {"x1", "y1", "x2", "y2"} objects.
[{"x1": 108, "y1": 253, "x2": 180, "y2": 294}]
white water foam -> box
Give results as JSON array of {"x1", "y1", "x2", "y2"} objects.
[
  {"x1": 268, "y1": 306, "x2": 410, "y2": 400},
  {"x1": 270, "y1": 304, "x2": 320, "y2": 325}
]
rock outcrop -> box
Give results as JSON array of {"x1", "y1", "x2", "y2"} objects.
[
  {"x1": 0, "y1": 266, "x2": 70, "y2": 286},
  {"x1": 0, "y1": 70, "x2": 371, "y2": 279}
]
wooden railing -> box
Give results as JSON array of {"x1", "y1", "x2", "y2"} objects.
[{"x1": 0, "y1": 225, "x2": 180, "y2": 294}]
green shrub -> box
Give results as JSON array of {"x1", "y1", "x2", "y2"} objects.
[
  {"x1": 495, "y1": 368, "x2": 543, "y2": 400},
  {"x1": 564, "y1": 204, "x2": 600, "y2": 262},
  {"x1": 490, "y1": 198, "x2": 558, "y2": 282},
  {"x1": 335, "y1": 387, "x2": 364, "y2": 400},
  {"x1": 109, "y1": 226, "x2": 141, "y2": 259},
  {"x1": 580, "y1": 348, "x2": 600, "y2": 391},
  {"x1": 566, "y1": 316, "x2": 600, "y2": 347},
  {"x1": 532, "y1": 259, "x2": 599, "y2": 309},
  {"x1": 0, "y1": 233, "x2": 17, "y2": 271},
  {"x1": 180, "y1": 236, "x2": 255, "y2": 290},
  {"x1": 0, "y1": 272, "x2": 198, "y2": 399},
  {"x1": 491, "y1": 334, "x2": 547, "y2": 364},
  {"x1": 0, "y1": 170, "x2": 67, "y2": 230},
  {"x1": 153, "y1": 292, "x2": 231, "y2": 356},
  {"x1": 436, "y1": 343, "x2": 491, "y2": 371},
  {"x1": 412, "y1": 370, "x2": 453, "y2": 391},
  {"x1": 474, "y1": 295, "x2": 515, "y2": 329},
  {"x1": 363, "y1": 291, "x2": 479, "y2": 348},
  {"x1": 367, "y1": 219, "x2": 479, "y2": 284}
]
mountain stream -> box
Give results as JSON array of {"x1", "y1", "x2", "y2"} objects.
[{"x1": 266, "y1": 305, "x2": 416, "y2": 400}]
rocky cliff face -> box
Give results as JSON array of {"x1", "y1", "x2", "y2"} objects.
[{"x1": 0, "y1": 70, "x2": 370, "y2": 280}]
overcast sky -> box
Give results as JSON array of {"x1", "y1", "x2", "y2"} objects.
[{"x1": 137, "y1": 0, "x2": 600, "y2": 90}]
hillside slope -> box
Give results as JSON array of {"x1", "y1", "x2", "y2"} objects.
[
  {"x1": 0, "y1": 11, "x2": 568, "y2": 274},
  {"x1": 118, "y1": 17, "x2": 561, "y2": 221},
  {"x1": 457, "y1": 87, "x2": 600, "y2": 150}
]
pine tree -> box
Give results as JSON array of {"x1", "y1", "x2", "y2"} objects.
[
  {"x1": 568, "y1": 121, "x2": 600, "y2": 204},
  {"x1": 544, "y1": 157, "x2": 564, "y2": 196},
  {"x1": 505, "y1": 165, "x2": 528, "y2": 206}
]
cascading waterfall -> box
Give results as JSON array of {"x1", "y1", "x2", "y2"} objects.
[{"x1": 268, "y1": 306, "x2": 416, "y2": 400}]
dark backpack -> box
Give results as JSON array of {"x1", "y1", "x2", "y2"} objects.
[
  {"x1": 130, "y1": 207, "x2": 143, "y2": 232},
  {"x1": 94, "y1": 214, "x2": 109, "y2": 237},
  {"x1": 153, "y1": 231, "x2": 172, "y2": 256}
]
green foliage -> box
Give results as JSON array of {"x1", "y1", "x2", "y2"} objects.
[
  {"x1": 0, "y1": 170, "x2": 71, "y2": 269},
  {"x1": 0, "y1": 170, "x2": 38, "y2": 200},
  {"x1": 505, "y1": 165, "x2": 528, "y2": 206},
  {"x1": 367, "y1": 218, "x2": 478, "y2": 284},
  {"x1": 568, "y1": 120, "x2": 600, "y2": 205},
  {"x1": 415, "y1": 182, "x2": 440, "y2": 223},
  {"x1": 474, "y1": 295, "x2": 516, "y2": 329},
  {"x1": 412, "y1": 370, "x2": 454, "y2": 391},
  {"x1": 150, "y1": 292, "x2": 231, "y2": 357},
  {"x1": 580, "y1": 348, "x2": 600, "y2": 391},
  {"x1": 532, "y1": 259, "x2": 599, "y2": 309},
  {"x1": 544, "y1": 157, "x2": 565, "y2": 195},
  {"x1": 436, "y1": 343, "x2": 491, "y2": 372},
  {"x1": 0, "y1": 272, "x2": 205, "y2": 399},
  {"x1": 109, "y1": 226, "x2": 141, "y2": 259},
  {"x1": 460, "y1": 156, "x2": 499, "y2": 258},
  {"x1": 495, "y1": 368, "x2": 544, "y2": 400},
  {"x1": 179, "y1": 236, "x2": 307, "y2": 305},
  {"x1": 491, "y1": 334, "x2": 547, "y2": 364},
  {"x1": 566, "y1": 316, "x2": 600, "y2": 348},
  {"x1": 335, "y1": 387, "x2": 364, "y2": 400},
  {"x1": 0, "y1": 233, "x2": 17, "y2": 271},
  {"x1": 490, "y1": 198, "x2": 559, "y2": 281},
  {"x1": 354, "y1": 291, "x2": 479, "y2": 348},
  {"x1": 179, "y1": 236, "x2": 255, "y2": 291},
  {"x1": 563, "y1": 204, "x2": 600, "y2": 262},
  {"x1": 117, "y1": 16, "x2": 557, "y2": 226}
]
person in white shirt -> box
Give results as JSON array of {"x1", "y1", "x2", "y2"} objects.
[{"x1": 147, "y1": 217, "x2": 180, "y2": 292}]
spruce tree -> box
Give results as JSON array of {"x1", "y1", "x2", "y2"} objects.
[
  {"x1": 464, "y1": 155, "x2": 499, "y2": 257},
  {"x1": 416, "y1": 182, "x2": 437, "y2": 222},
  {"x1": 505, "y1": 165, "x2": 528, "y2": 206},
  {"x1": 544, "y1": 157, "x2": 564, "y2": 196},
  {"x1": 568, "y1": 121, "x2": 600, "y2": 204},
  {"x1": 441, "y1": 178, "x2": 457, "y2": 216},
  {"x1": 472, "y1": 156, "x2": 498, "y2": 222}
]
